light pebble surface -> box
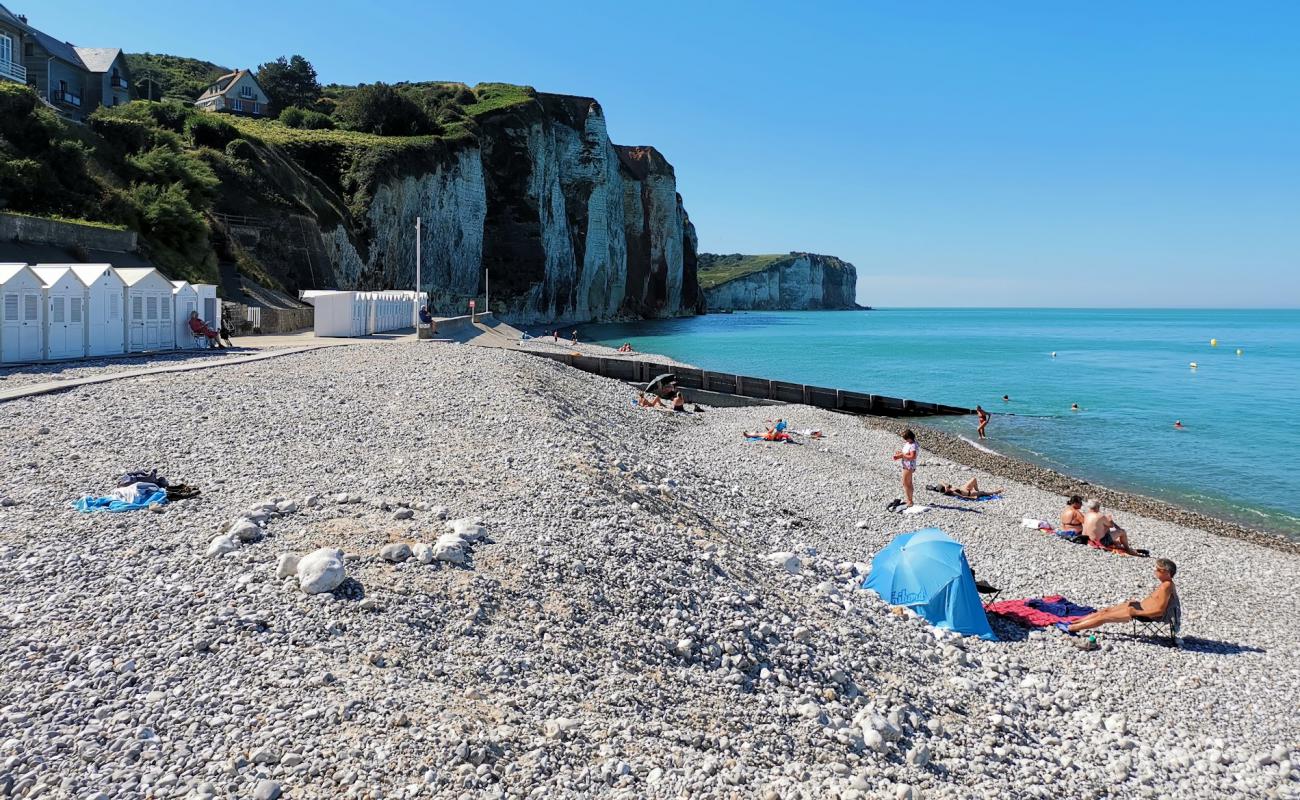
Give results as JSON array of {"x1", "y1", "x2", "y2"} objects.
[{"x1": 0, "y1": 342, "x2": 1297, "y2": 800}]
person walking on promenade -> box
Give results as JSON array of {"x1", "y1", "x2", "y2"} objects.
[
  {"x1": 976, "y1": 405, "x2": 990, "y2": 439},
  {"x1": 893, "y1": 429, "x2": 919, "y2": 507}
]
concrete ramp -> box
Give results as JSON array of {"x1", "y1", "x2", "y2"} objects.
[{"x1": 434, "y1": 313, "x2": 525, "y2": 347}]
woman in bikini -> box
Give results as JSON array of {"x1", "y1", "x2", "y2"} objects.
[
  {"x1": 937, "y1": 477, "x2": 1003, "y2": 499},
  {"x1": 1059, "y1": 495, "x2": 1085, "y2": 533}
]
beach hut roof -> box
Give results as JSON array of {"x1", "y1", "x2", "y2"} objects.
[
  {"x1": 31, "y1": 266, "x2": 76, "y2": 287},
  {"x1": 68, "y1": 264, "x2": 121, "y2": 287},
  {"x1": 0, "y1": 264, "x2": 39, "y2": 284}
]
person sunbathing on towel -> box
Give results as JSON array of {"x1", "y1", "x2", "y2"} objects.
[
  {"x1": 1083, "y1": 499, "x2": 1144, "y2": 554},
  {"x1": 1066, "y1": 559, "x2": 1177, "y2": 634},
  {"x1": 743, "y1": 419, "x2": 796, "y2": 442},
  {"x1": 1060, "y1": 495, "x2": 1085, "y2": 533},
  {"x1": 936, "y1": 477, "x2": 1003, "y2": 499},
  {"x1": 637, "y1": 392, "x2": 663, "y2": 408}
]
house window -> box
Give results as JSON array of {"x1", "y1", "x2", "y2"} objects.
[
  {"x1": 24, "y1": 42, "x2": 34, "y2": 58},
  {"x1": 240, "y1": 84, "x2": 254, "y2": 99},
  {"x1": 0, "y1": 33, "x2": 11, "y2": 64}
]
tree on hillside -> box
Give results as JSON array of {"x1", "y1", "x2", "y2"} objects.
[
  {"x1": 333, "y1": 83, "x2": 439, "y2": 136},
  {"x1": 256, "y1": 55, "x2": 322, "y2": 116}
]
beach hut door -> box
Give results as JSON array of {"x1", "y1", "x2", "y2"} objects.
[
  {"x1": 91, "y1": 290, "x2": 123, "y2": 356},
  {"x1": 47, "y1": 293, "x2": 85, "y2": 359},
  {"x1": 2, "y1": 290, "x2": 43, "y2": 361},
  {"x1": 129, "y1": 294, "x2": 145, "y2": 350}
]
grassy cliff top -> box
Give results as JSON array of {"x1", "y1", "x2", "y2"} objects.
[{"x1": 697, "y1": 252, "x2": 856, "y2": 289}]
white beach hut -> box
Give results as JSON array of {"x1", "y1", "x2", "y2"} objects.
[
  {"x1": 69, "y1": 265, "x2": 126, "y2": 357},
  {"x1": 117, "y1": 268, "x2": 177, "y2": 352},
  {"x1": 32, "y1": 266, "x2": 88, "y2": 360},
  {"x1": 0, "y1": 264, "x2": 47, "y2": 363},
  {"x1": 172, "y1": 281, "x2": 201, "y2": 348},
  {"x1": 193, "y1": 283, "x2": 220, "y2": 332}
]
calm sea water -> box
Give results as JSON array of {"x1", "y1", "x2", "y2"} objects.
[{"x1": 579, "y1": 309, "x2": 1300, "y2": 539}]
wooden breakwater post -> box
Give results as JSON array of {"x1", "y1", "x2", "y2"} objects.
[{"x1": 519, "y1": 350, "x2": 972, "y2": 418}]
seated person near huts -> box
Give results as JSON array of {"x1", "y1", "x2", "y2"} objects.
[
  {"x1": 418, "y1": 306, "x2": 433, "y2": 326},
  {"x1": 672, "y1": 392, "x2": 689, "y2": 413},
  {"x1": 1083, "y1": 499, "x2": 1143, "y2": 554},
  {"x1": 936, "y1": 477, "x2": 1003, "y2": 499},
  {"x1": 1060, "y1": 495, "x2": 1085, "y2": 533},
  {"x1": 188, "y1": 312, "x2": 226, "y2": 348},
  {"x1": 637, "y1": 391, "x2": 663, "y2": 408},
  {"x1": 1065, "y1": 559, "x2": 1178, "y2": 634}
]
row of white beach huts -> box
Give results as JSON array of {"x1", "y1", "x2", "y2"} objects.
[{"x1": 0, "y1": 264, "x2": 219, "y2": 364}]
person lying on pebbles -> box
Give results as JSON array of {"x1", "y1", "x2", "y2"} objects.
[{"x1": 932, "y1": 477, "x2": 1003, "y2": 499}]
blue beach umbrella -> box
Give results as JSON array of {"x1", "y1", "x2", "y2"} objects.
[{"x1": 861, "y1": 528, "x2": 996, "y2": 640}]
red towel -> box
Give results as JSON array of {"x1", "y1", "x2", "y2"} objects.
[{"x1": 986, "y1": 595, "x2": 1094, "y2": 628}]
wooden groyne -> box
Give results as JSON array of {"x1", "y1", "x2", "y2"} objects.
[{"x1": 524, "y1": 351, "x2": 972, "y2": 418}]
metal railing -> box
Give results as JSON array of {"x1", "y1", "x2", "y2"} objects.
[
  {"x1": 0, "y1": 59, "x2": 25, "y2": 83},
  {"x1": 110, "y1": 75, "x2": 128, "y2": 90},
  {"x1": 53, "y1": 89, "x2": 82, "y2": 107}
]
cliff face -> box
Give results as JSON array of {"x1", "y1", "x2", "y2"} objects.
[
  {"x1": 700, "y1": 253, "x2": 859, "y2": 310},
  {"x1": 310, "y1": 94, "x2": 700, "y2": 324}
]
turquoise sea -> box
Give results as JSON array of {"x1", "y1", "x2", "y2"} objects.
[{"x1": 579, "y1": 309, "x2": 1300, "y2": 540}]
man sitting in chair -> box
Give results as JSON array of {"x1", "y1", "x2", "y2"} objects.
[
  {"x1": 1065, "y1": 559, "x2": 1178, "y2": 634},
  {"x1": 188, "y1": 311, "x2": 226, "y2": 349}
]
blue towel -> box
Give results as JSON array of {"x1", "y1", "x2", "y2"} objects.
[
  {"x1": 953, "y1": 494, "x2": 1002, "y2": 502},
  {"x1": 74, "y1": 490, "x2": 168, "y2": 513}
]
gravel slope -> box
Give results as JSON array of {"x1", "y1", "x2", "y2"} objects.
[{"x1": 0, "y1": 343, "x2": 1296, "y2": 800}]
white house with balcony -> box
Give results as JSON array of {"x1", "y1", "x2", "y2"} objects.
[
  {"x1": 194, "y1": 69, "x2": 270, "y2": 117},
  {"x1": 0, "y1": 3, "x2": 29, "y2": 85}
]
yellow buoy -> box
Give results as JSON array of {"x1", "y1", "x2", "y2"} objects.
[{"x1": 1210, "y1": 338, "x2": 1217, "y2": 347}]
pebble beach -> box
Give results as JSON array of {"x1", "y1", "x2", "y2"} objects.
[{"x1": 1, "y1": 341, "x2": 1297, "y2": 800}]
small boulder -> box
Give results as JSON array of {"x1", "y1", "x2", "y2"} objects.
[
  {"x1": 433, "y1": 534, "x2": 468, "y2": 565},
  {"x1": 393, "y1": 508, "x2": 414, "y2": 521},
  {"x1": 413, "y1": 543, "x2": 434, "y2": 564},
  {"x1": 275, "y1": 553, "x2": 300, "y2": 579},
  {"x1": 380, "y1": 543, "x2": 412, "y2": 563},
  {"x1": 206, "y1": 535, "x2": 239, "y2": 558},
  {"x1": 765, "y1": 552, "x2": 801, "y2": 574},
  {"x1": 297, "y1": 548, "x2": 345, "y2": 595},
  {"x1": 227, "y1": 518, "x2": 263, "y2": 544},
  {"x1": 253, "y1": 780, "x2": 281, "y2": 800},
  {"x1": 446, "y1": 518, "x2": 488, "y2": 541},
  {"x1": 431, "y1": 505, "x2": 449, "y2": 520}
]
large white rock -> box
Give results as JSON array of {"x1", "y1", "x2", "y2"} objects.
[
  {"x1": 296, "y1": 548, "x2": 345, "y2": 594},
  {"x1": 227, "y1": 518, "x2": 263, "y2": 544},
  {"x1": 206, "y1": 535, "x2": 238, "y2": 558},
  {"x1": 433, "y1": 534, "x2": 468, "y2": 565},
  {"x1": 413, "y1": 543, "x2": 434, "y2": 564},
  {"x1": 765, "y1": 551, "x2": 801, "y2": 574},
  {"x1": 446, "y1": 518, "x2": 488, "y2": 542}
]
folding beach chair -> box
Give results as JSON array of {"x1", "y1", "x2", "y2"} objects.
[{"x1": 1131, "y1": 590, "x2": 1181, "y2": 646}]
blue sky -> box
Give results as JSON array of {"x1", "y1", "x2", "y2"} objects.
[{"x1": 28, "y1": 0, "x2": 1300, "y2": 307}]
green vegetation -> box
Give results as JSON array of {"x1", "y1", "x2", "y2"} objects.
[
  {"x1": 126, "y1": 53, "x2": 230, "y2": 101},
  {"x1": 256, "y1": 55, "x2": 323, "y2": 117},
  {"x1": 2, "y1": 54, "x2": 547, "y2": 289},
  {"x1": 696, "y1": 253, "x2": 793, "y2": 289},
  {"x1": 461, "y1": 83, "x2": 538, "y2": 117}
]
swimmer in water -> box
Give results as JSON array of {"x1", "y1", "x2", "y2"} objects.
[
  {"x1": 1071, "y1": 403, "x2": 1080, "y2": 412},
  {"x1": 1002, "y1": 395, "x2": 1010, "y2": 402},
  {"x1": 1173, "y1": 420, "x2": 1184, "y2": 429}
]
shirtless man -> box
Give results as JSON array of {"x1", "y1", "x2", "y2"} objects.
[
  {"x1": 1066, "y1": 559, "x2": 1177, "y2": 634},
  {"x1": 1083, "y1": 499, "x2": 1137, "y2": 553},
  {"x1": 1059, "y1": 495, "x2": 1085, "y2": 533}
]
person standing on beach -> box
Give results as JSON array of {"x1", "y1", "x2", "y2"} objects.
[
  {"x1": 976, "y1": 405, "x2": 990, "y2": 439},
  {"x1": 893, "y1": 429, "x2": 918, "y2": 507}
]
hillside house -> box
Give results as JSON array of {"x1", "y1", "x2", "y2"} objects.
[
  {"x1": 0, "y1": 4, "x2": 130, "y2": 118},
  {"x1": 194, "y1": 69, "x2": 269, "y2": 117}
]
